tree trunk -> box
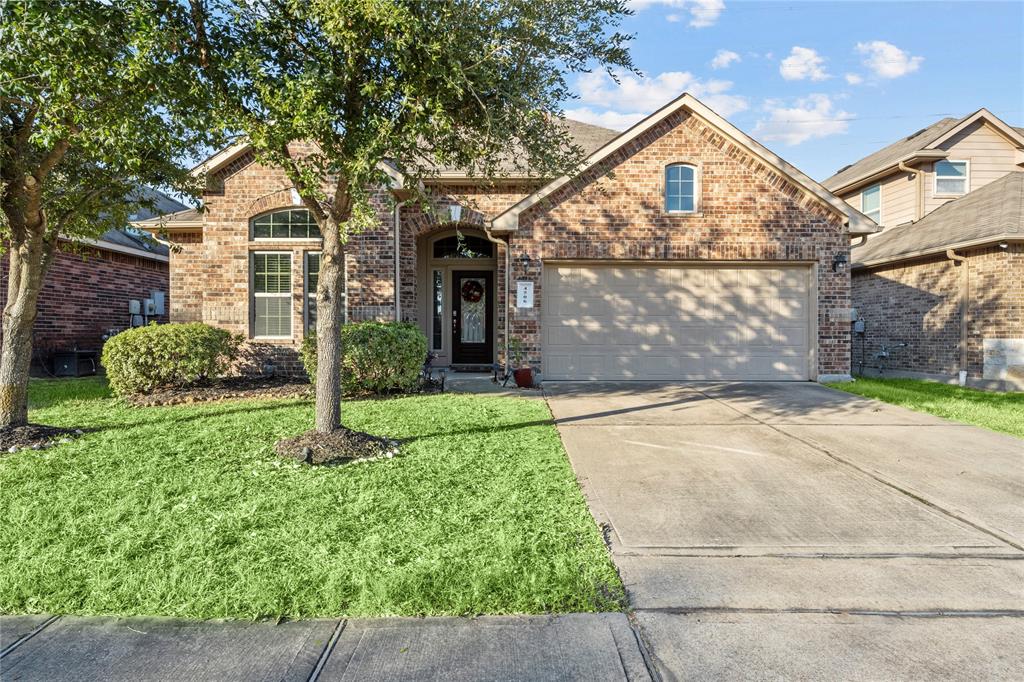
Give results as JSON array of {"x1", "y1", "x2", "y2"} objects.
[
  {"x1": 0, "y1": 238, "x2": 47, "y2": 429},
  {"x1": 314, "y1": 218, "x2": 345, "y2": 433}
]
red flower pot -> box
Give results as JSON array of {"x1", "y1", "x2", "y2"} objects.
[{"x1": 513, "y1": 368, "x2": 534, "y2": 388}]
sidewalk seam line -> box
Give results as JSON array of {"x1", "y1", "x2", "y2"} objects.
[
  {"x1": 306, "y1": 618, "x2": 345, "y2": 682},
  {"x1": 0, "y1": 615, "x2": 60, "y2": 660},
  {"x1": 636, "y1": 606, "x2": 1024, "y2": 618}
]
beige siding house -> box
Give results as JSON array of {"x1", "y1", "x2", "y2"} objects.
[{"x1": 822, "y1": 108, "x2": 1024, "y2": 389}]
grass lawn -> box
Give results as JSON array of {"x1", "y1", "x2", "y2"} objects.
[
  {"x1": 0, "y1": 379, "x2": 622, "y2": 620},
  {"x1": 829, "y1": 377, "x2": 1024, "y2": 439}
]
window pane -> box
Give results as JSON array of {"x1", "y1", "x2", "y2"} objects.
[
  {"x1": 251, "y1": 209, "x2": 321, "y2": 239},
  {"x1": 432, "y1": 270, "x2": 443, "y2": 350},
  {"x1": 253, "y1": 216, "x2": 271, "y2": 239},
  {"x1": 665, "y1": 194, "x2": 681, "y2": 212},
  {"x1": 862, "y1": 185, "x2": 880, "y2": 214},
  {"x1": 679, "y1": 195, "x2": 694, "y2": 212},
  {"x1": 936, "y1": 160, "x2": 966, "y2": 178},
  {"x1": 665, "y1": 164, "x2": 696, "y2": 212},
  {"x1": 936, "y1": 178, "x2": 966, "y2": 194},
  {"x1": 255, "y1": 296, "x2": 291, "y2": 337},
  {"x1": 305, "y1": 253, "x2": 320, "y2": 332},
  {"x1": 432, "y1": 235, "x2": 493, "y2": 259},
  {"x1": 254, "y1": 253, "x2": 291, "y2": 294}
]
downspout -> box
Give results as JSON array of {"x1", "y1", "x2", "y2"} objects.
[
  {"x1": 393, "y1": 200, "x2": 408, "y2": 322},
  {"x1": 481, "y1": 223, "x2": 511, "y2": 368},
  {"x1": 898, "y1": 160, "x2": 924, "y2": 221},
  {"x1": 946, "y1": 249, "x2": 969, "y2": 385}
]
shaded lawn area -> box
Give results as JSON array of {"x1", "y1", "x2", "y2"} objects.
[
  {"x1": 0, "y1": 379, "x2": 622, "y2": 620},
  {"x1": 829, "y1": 377, "x2": 1024, "y2": 439}
]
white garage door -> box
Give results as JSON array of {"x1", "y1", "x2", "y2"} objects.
[{"x1": 542, "y1": 263, "x2": 813, "y2": 381}]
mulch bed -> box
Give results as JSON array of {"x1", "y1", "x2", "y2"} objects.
[
  {"x1": 275, "y1": 427, "x2": 400, "y2": 466},
  {"x1": 129, "y1": 375, "x2": 312, "y2": 407},
  {"x1": 1, "y1": 424, "x2": 82, "y2": 454}
]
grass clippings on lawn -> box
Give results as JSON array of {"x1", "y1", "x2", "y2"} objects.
[
  {"x1": 829, "y1": 377, "x2": 1024, "y2": 439},
  {"x1": 0, "y1": 378, "x2": 623, "y2": 620}
]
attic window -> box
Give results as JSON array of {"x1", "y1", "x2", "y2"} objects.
[
  {"x1": 934, "y1": 160, "x2": 968, "y2": 196},
  {"x1": 664, "y1": 163, "x2": 698, "y2": 213}
]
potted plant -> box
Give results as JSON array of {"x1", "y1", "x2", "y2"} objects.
[{"x1": 507, "y1": 337, "x2": 534, "y2": 388}]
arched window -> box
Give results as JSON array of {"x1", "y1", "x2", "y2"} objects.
[
  {"x1": 432, "y1": 234, "x2": 493, "y2": 259},
  {"x1": 251, "y1": 209, "x2": 321, "y2": 239},
  {"x1": 664, "y1": 164, "x2": 698, "y2": 213}
]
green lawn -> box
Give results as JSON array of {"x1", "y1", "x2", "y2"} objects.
[
  {"x1": 829, "y1": 377, "x2": 1024, "y2": 439},
  {"x1": 0, "y1": 379, "x2": 622, "y2": 620}
]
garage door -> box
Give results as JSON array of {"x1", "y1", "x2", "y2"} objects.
[{"x1": 542, "y1": 264, "x2": 812, "y2": 380}]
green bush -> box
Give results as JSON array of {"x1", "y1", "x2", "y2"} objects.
[
  {"x1": 301, "y1": 321, "x2": 427, "y2": 395},
  {"x1": 102, "y1": 323, "x2": 241, "y2": 397}
]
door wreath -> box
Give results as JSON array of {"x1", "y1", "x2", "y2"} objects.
[{"x1": 461, "y1": 279, "x2": 484, "y2": 303}]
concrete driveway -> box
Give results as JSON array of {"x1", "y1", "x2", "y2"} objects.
[{"x1": 545, "y1": 382, "x2": 1024, "y2": 681}]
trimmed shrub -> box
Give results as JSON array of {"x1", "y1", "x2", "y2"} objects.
[
  {"x1": 301, "y1": 321, "x2": 427, "y2": 395},
  {"x1": 102, "y1": 323, "x2": 241, "y2": 397}
]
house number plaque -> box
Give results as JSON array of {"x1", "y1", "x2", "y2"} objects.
[{"x1": 516, "y1": 281, "x2": 534, "y2": 308}]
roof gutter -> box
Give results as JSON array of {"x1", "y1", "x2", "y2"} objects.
[
  {"x1": 946, "y1": 248, "x2": 969, "y2": 384},
  {"x1": 853, "y1": 235, "x2": 1021, "y2": 269},
  {"x1": 897, "y1": 160, "x2": 925, "y2": 221},
  {"x1": 829, "y1": 150, "x2": 948, "y2": 196}
]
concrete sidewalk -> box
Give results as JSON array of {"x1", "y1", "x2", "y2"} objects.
[{"x1": 0, "y1": 612, "x2": 653, "y2": 681}]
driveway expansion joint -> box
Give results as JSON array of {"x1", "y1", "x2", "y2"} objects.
[{"x1": 0, "y1": 615, "x2": 60, "y2": 660}]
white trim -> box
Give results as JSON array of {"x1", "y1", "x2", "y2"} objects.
[
  {"x1": 860, "y1": 183, "x2": 882, "y2": 225},
  {"x1": 70, "y1": 236, "x2": 169, "y2": 263},
  {"x1": 932, "y1": 159, "x2": 970, "y2": 197},
  {"x1": 251, "y1": 251, "x2": 293, "y2": 340},
  {"x1": 429, "y1": 267, "x2": 446, "y2": 353},
  {"x1": 303, "y1": 250, "x2": 321, "y2": 334},
  {"x1": 489, "y1": 93, "x2": 879, "y2": 235},
  {"x1": 925, "y1": 108, "x2": 1024, "y2": 151}
]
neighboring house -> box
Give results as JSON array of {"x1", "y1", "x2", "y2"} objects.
[
  {"x1": 823, "y1": 108, "x2": 1024, "y2": 390},
  {"x1": 136, "y1": 93, "x2": 876, "y2": 382},
  {"x1": 0, "y1": 188, "x2": 182, "y2": 368}
]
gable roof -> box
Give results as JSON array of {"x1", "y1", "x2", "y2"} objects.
[
  {"x1": 489, "y1": 92, "x2": 879, "y2": 235},
  {"x1": 823, "y1": 108, "x2": 1024, "y2": 194},
  {"x1": 191, "y1": 119, "x2": 620, "y2": 181},
  {"x1": 852, "y1": 170, "x2": 1024, "y2": 268}
]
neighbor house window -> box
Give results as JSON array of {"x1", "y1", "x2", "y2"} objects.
[
  {"x1": 305, "y1": 251, "x2": 320, "y2": 333},
  {"x1": 664, "y1": 163, "x2": 697, "y2": 213},
  {"x1": 252, "y1": 252, "x2": 292, "y2": 338},
  {"x1": 861, "y1": 184, "x2": 881, "y2": 223},
  {"x1": 251, "y1": 209, "x2": 321, "y2": 239},
  {"x1": 934, "y1": 160, "x2": 968, "y2": 196}
]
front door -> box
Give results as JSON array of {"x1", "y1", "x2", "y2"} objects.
[{"x1": 451, "y1": 270, "x2": 493, "y2": 365}]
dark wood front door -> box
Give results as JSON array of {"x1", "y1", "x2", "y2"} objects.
[{"x1": 451, "y1": 270, "x2": 493, "y2": 365}]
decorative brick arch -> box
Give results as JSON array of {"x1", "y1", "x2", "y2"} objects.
[{"x1": 232, "y1": 188, "x2": 300, "y2": 223}]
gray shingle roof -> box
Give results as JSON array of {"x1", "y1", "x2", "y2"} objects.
[
  {"x1": 422, "y1": 118, "x2": 620, "y2": 175},
  {"x1": 822, "y1": 117, "x2": 961, "y2": 191},
  {"x1": 852, "y1": 171, "x2": 1024, "y2": 267}
]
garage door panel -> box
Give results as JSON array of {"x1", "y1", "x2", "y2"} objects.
[{"x1": 543, "y1": 264, "x2": 812, "y2": 381}]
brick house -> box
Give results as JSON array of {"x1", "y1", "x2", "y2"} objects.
[
  {"x1": 822, "y1": 109, "x2": 1024, "y2": 389},
  {"x1": 1, "y1": 189, "x2": 181, "y2": 370},
  {"x1": 138, "y1": 93, "x2": 876, "y2": 381}
]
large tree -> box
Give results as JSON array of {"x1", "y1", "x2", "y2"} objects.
[
  {"x1": 188, "y1": 0, "x2": 634, "y2": 434},
  {"x1": 0, "y1": 0, "x2": 214, "y2": 428}
]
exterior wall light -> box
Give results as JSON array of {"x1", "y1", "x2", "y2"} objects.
[{"x1": 832, "y1": 252, "x2": 848, "y2": 272}]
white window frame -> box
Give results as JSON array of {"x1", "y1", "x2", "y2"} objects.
[
  {"x1": 663, "y1": 162, "x2": 700, "y2": 215},
  {"x1": 303, "y1": 251, "x2": 321, "y2": 334},
  {"x1": 933, "y1": 159, "x2": 970, "y2": 197},
  {"x1": 860, "y1": 183, "x2": 882, "y2": 224},
  {"x1": 251, "y1": 251, "x2": 293, "y2": 340}
]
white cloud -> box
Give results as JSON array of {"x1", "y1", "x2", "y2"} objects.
[
  {"x1": 562, "y1": 107, "x2": 648, "y2": 131},
  {"x1": 856, "y1": 40, "x2": 923, "y2": 78},
  {"x1": 753, "y1": 94, "x2": 851, "y2": 146},
  {"x1": 711, "y1": 49, "x2": 741, "y2": 70},
  {"x1": 779, "y1": 46, "x2": 829, "y2": 81},
  {"x1": 844, "y1": 73, "x2": 864, "y2": 85},
  {"x1": 571, "y1": 70, "x2": 749, "y2": 130},
  {"x1": 666, "y1": 13, "x2": 682, "y2": 22},
  {"x1": 630, "y1": 0, "x2": 725, "y2": 28}
]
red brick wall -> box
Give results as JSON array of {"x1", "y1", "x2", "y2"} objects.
[
  {"x1": 0, "y1": 243, "x2": 169, "y2": 357},
  {"x1": 177, "y1": 110, "x2": 855, "y2": 378},
  {"x1": 851, "y1": 243, "x2": 1024, "y2": 380},
  {"x1": 511, "y1": 110, "x2": 852, "y2": 376}
]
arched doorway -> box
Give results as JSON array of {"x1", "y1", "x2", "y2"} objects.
[{"x1": 418, "y1": 228, "x2": 497, "y2": 367}]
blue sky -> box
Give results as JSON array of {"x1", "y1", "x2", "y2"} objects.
[{"x1": 565, "y1": 0, "x2": 1024, "y2": 181}]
